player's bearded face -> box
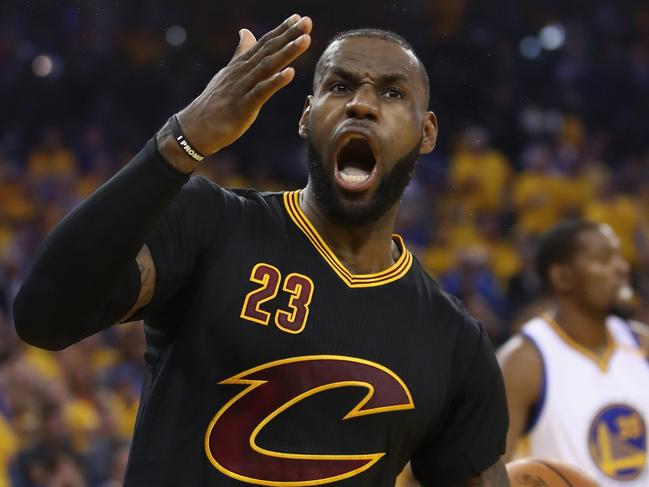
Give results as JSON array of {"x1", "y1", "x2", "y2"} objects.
[{"x1": 305, "y1": 134, "x2": 420, "y2": 226}]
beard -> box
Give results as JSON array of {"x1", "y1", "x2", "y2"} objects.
[{"x1": 305, "y1": 136, "x2": 420, "y2": 227}]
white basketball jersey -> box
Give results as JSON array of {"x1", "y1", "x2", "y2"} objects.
[{"x1": 521, "y1": 315, "x2": 649, "y2": 486}]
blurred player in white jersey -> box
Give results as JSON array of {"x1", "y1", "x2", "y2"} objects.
[{"x1": 498, "y1": 220, "x2": 649, "y2": 486}]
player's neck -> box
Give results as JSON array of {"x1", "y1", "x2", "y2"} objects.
[
  {"x1": 299, "y1": 189, "x2": 400, "y2": 274},
  {"x1": 550, "y1": 301, "x2": 610, "y2": 352}
]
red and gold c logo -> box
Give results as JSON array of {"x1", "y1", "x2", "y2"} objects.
[{"x1": 204, "y1": 355, "x2": 414, "y2": 486}]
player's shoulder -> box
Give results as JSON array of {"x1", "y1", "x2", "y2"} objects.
[
  {"x1": 410, "y1": 258, "x2": 481, "y2": 332},
  {"x1": 409, "y1": 260, "x2": 504, "y2": 388},
  {"x1": 419, "y1": 268, "x2": 492, "y2": 352},
  {"x1": 496, "y1": 333, "x2": 544, "y2": 413},
  {"x1": 497, "y1": 317, "x2": 544, "y2": 390},
  {"x1": 182, "y1": 177, "x2": 287, "y2": 218},
  {"x1": 497, "y1": 332, "x2": 543, "y2": 373},
  {"x1": 184, "y1": 176, "x2": 283, "y2": 205},
  {"x1": 175, "y1": 175, "x2": 232, "y2": 210}
]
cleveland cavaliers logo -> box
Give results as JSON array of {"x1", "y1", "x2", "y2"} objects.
[
  {"x1": 204, "y1": 355, "x2": 414, "y2": 486},
  {"x1": 588, "y1": 404, "x2": 647, "y2": 480}
]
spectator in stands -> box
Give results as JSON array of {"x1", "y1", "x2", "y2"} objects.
[
  {"x1": 512, "y1": 142, "x2": 567, "y2": 236},
  {"x1": 449, "y1": 126, "x2": 512, "y2": 214}
]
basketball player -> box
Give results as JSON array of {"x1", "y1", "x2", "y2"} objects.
[
  {"x1": 13, "y1": 15, "x2": 509, "y2": 486},
  {"x1": 498, "y1": 220, "x2": 649, "y2": 486}
]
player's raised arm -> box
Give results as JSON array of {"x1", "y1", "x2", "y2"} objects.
[
  {"x1": 13, "y1": 14, "x2": 312, "y2": 351},
  {"x1": 159, "y1": 14, "x2": 312, "y2": 172}
]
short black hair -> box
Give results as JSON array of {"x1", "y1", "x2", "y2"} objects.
[
  {"x1": 535, "y1": 219, "x2": 600, "y2": 292},
  {"x1": 313, "y1": 28, "x2": 430, "y2": 107}
]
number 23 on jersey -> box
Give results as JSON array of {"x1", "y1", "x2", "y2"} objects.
[{"x1": 240, "y1": 263, "x2": 314, "y2": 334}]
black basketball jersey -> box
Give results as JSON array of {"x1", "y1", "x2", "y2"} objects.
[{"x1": 124, "y1": 176, "x2": 507, "y2": 486}]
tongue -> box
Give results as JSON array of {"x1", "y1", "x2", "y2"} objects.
[{"x1": 340, "y1": 165, "x2": 370, "y2": 177}]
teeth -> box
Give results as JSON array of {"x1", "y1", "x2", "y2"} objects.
[
  {"x1": 340, "y1": 173, "x2": 370, "y2": 183},
  {"x1": 339, "y1": 167, "x2": 370, "y2": 184}
]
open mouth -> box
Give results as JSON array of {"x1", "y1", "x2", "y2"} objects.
[{"x1": 336, "y1": 136, "x2": 377, "y2": 186}]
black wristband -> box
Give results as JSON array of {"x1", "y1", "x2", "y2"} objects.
[{"x1": 169, "y1": 115, "x2": 205, "y2": 162}]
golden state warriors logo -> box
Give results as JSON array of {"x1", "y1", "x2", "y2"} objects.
[{"x1": 589, "y1": 404, "x2": 647, "y2": 480}]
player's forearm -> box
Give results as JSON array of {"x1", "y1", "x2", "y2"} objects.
[{"x1": 13, "y1": 136, "x2": 189, "y2": 350}]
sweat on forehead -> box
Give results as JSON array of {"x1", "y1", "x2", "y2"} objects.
[{"x1": 313, "y1": 29, "x2": 430, "y2": 105}]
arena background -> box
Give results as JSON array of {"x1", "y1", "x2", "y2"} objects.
[{"x1": 1, "y1": 1, "x2": 649, "y2": 485}]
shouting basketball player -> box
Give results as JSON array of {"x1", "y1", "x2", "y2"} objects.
[
  {"x1": 13, "y1": 15, "x2": 509, "y2": 486},
  {"x1": 498, "y1": 220, "x2": 649, "y2": 486}
]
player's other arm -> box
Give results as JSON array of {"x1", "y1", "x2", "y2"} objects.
[
  {"x1": 452, "y1": 458, "x2": 509, "y2": 487},
  {"x1": 13, "y1": 14, "x2": 313, "y2": 350},
  {"x1": 398, "y1": 459, "x2": 509, "y2": 487},
  {"x1": 496, "y1": 335, "x2": 543, "y2": 461}
]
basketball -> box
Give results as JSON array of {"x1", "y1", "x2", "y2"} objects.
[{"x1": 507, "y1": 458, "x2": 599, "y2": 487}]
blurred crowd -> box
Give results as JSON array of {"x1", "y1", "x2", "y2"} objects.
[{"x1": 2, "y1": 0, "x2": 649, "y2": 485}]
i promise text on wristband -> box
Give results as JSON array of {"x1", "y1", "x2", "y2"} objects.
[{"x1": 169, "y1": 115, "x2": 205, "y2": 162}]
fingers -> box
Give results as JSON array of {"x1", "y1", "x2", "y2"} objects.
[
  {"x1": 247, "y1": 16, "x2": 312, "y2": 67},
  {"x1": 239, "y1": 14, "x2": 302, "y2": 61},
  {"x1": 246, "y1": 67, "x2": 296, "y2": 107},
  {"x1": 241, "y1": 30, "x2": 311, "y2": 88},
  {"x1": 232, "y1": 29, "x2": 257, "y2": 59},
  {"x1": 231, "y1": 14, "x2": 312, "y2": 118}
]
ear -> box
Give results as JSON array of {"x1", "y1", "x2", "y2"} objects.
[
  {"x1": 298, "y1": 95, "x2": 313, "y2": 139},
  {"x1": 418, "y1": 111, "x2": 438, "y2": 154},
  {"x1": 549, "y1": 264, "x2": 575, "y2": 293}
]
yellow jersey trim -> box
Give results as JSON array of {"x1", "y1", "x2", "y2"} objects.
[
  {"x1": 542, "y1": 313, "x2": 616, "y2": 373},
  {"x1": 283, "y1": 191, "x2": 413, "y2": 288}
]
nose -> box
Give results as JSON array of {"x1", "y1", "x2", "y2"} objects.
[{"x1": 345, "y1": 84, "x2": 379, "y2": 121}]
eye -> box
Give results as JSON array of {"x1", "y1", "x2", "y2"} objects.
[
  {"x1": 330, "y1": 82, "x2": 350, "y2": 93},
  {"x1": 382, "y1": 88, "x2": 404, "y2": 99}
]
